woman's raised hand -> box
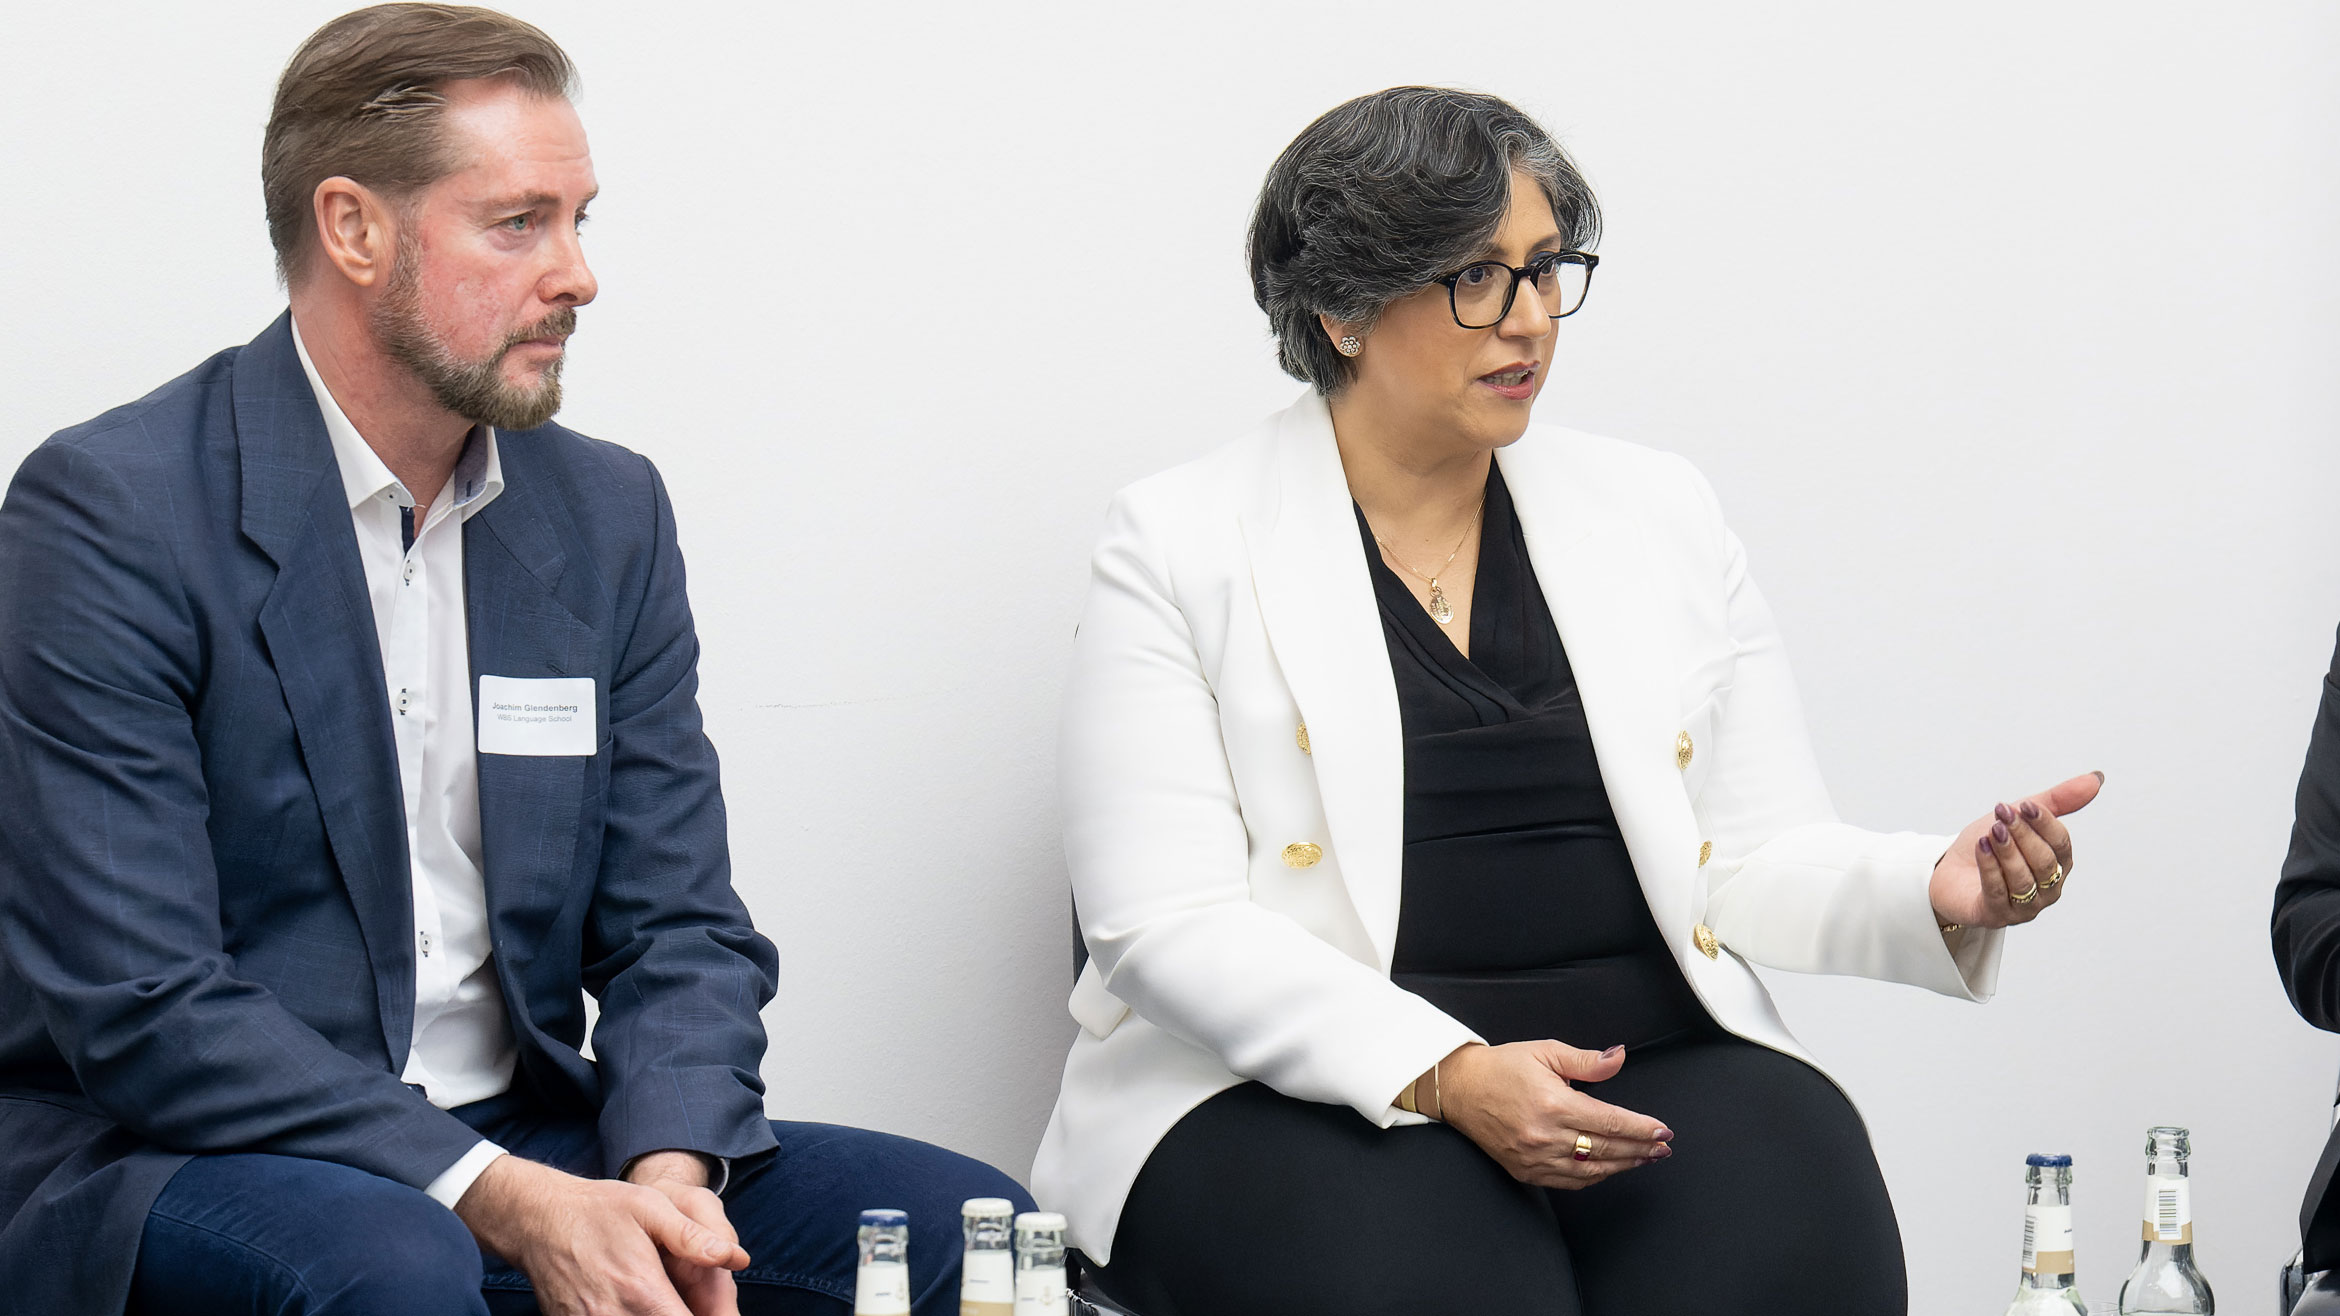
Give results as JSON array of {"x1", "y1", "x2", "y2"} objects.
[
  {"x1": 1430, "y1": 1041, "x2": 1672, "y2": 1189},
  {"x1": 1928, "y1": 771, "x2": 2103, "y2": 930}
]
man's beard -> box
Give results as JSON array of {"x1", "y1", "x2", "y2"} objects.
[{"x1": 372, "y1": 239, "x2": 575, "y2": 432}]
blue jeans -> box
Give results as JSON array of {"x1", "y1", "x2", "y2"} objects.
[{"x1": 127, "y1": 1092, "x2": 1032, "y2": 1315}]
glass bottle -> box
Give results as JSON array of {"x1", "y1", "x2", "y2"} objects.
[
  {"x1": 1012, "y1": 1211, "x2": 1068, "y2": 1316},
  {"x1": 2117, "y1": 1127, "x2": 2214, "y2": 1314},
  {"x1": 854, "y1": 1208, "x2": 912, "y2": 1316},
  {"x1": 2008, "y1": 1154, "x2": 2087, "y2": 1315},
  {"x1": 961, "y1": 1197, "x2": 1017, "y2": 1316}
]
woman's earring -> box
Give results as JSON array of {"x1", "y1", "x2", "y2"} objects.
[{"x1": 1337, "y1": 336, "x2": 1362, "y2": 357}]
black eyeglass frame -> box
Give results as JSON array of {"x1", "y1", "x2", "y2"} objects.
[{"x1": 1433, "y1": 250, "x2": 1600, "y2": 329}]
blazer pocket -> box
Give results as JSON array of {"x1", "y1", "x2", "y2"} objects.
[{"x1": 1068, "y1": 962, "x2": 1132, "y2": 1040}]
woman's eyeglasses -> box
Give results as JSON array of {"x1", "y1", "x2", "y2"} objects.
[{"x1": 1435, "y1": 250, "x2": 1599, "y2": 329}]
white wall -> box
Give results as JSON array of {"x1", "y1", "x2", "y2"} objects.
[{"x1": 4, "y1": 2, "x2": 2336, "y2": 1310}]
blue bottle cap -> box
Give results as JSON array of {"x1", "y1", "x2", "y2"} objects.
[
  {"x1": 2025, "y1": 1153, "x2": 2073, "y2": 1167},
  {"x1": 859, "y1": 1208, "x2": 909, "y2": 1227}
]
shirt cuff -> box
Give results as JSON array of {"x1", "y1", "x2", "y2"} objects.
[{"x1": 423, "y1": 1139, "x2": 508, "y2": 1210}]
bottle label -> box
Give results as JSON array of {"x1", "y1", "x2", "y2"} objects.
[
  {"x1": 2141, "y1": 1177, "x2": 2193, "y2": 1244},
  {"x1": 1014, "y1": 1266, "x2": 1068, "y2": 1315},
  {"x1": 856, "y1": 1261, "x2": 912, "y2": 1316},
  {"x1": 2022, "y1": 1204, "x2": 2074, "y2": 1276},
  {"x1": 961, "y1": 1249, "x2": 1015, "y2": 1315}
]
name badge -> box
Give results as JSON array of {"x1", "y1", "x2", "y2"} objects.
[{"x1": 477, "y1": 675, "x2": 597, "y2": 756}]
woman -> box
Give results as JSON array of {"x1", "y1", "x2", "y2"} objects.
[{"x1": 1031, "y1": 87, "x2": 2095, "y2": 1315}]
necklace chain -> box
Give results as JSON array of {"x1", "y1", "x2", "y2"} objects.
[{"x1": 1369, "y1": 496, "x2": 1485, "y2": 627}]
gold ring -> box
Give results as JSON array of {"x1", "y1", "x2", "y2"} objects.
[
  {"x1": 2039, "y1": 862, "x2": 2065, "y2": 890},
  {"x1": 2009, "y1": 882, "x2": 2039, "y2": 905},
  {"x1": 1573, "y1": 1133, "x2": 1594, "y2": 1162}
]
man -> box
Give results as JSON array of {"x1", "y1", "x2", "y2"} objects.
[
  {"x1": 0, "y1": 7, "x2": 1027, "y2": 1314},
  {"x1": 2279, "y1": 622, "x2": 2340, "y2": 1313}
]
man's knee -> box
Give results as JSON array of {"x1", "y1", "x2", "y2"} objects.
[
  {"x1": 295, "y1": 1186, "x2": 486, "y2": 1313},
  {"x1": 138, "y1": 1154, "x2": 488, "y2": 1316}
]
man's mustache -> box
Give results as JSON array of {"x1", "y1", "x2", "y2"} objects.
[{"x1": 500, "y1": 307, "x2": 578, "y2": 356}]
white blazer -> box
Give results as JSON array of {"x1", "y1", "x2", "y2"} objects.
[{"x1": 1031, "y1": 392, "x2": 2005, "y2": 1263}]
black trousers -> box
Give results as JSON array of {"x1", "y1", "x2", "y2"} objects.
[{"x1": 1093, "y1": 1033, "x2": 1906, "y2": 1316}]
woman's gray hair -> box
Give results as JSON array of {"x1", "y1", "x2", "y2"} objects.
[{"x1": 1248, "y1": 87, "x2": 1600, "y2": 393}]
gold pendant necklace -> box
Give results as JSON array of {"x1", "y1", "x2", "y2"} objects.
[{"x1": 1371, "y1": 497, "x2": 1485, "y2": 628}]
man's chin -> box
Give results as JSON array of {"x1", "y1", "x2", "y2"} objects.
[{"x1": 472, "y1": 387, "x2": 562, "y2": 432}]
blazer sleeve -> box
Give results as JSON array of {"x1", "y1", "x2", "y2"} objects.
[
  {"x1": 2273, "y1": 623, "x2": 2340, "y2": 1032},
  {"x1": 581, "y1": 457, "x2": 779, "y2": 1176},
  {"x1": 0, "y1": 440, "x2": 484, "y2": 1186},
  {"x1": 1683, "y1": 460, "x2": 2004, "y2": 1001},
  {"x1": 1061, "y1": 489, "x2": 1479, "y2": 1128}
]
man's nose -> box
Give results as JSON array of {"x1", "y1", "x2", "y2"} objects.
[{"x1": 544, "y1": 223, "x2": 597, "y2": 308}]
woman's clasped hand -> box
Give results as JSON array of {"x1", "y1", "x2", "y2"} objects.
[
  {"x1": 1928, "y1": 771, "x2": 2104, "y2": 930},
  {"x1": 1428, "y1": 1041, "x2": 1674, "y2": 1188}
]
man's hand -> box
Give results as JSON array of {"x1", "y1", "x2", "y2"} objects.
[
  {"x1": 455, "y1": 1154, "x2": 748, "y2": 1316},
  {"x1": 627, "y1": 1152, "x2": 746, "y2": 1316}
]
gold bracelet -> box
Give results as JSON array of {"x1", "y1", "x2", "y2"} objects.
[
  {"x1": 1938, "y1": 921, "x2": 1962, "y2": 934},
  {"x1": 1431, "y1": 1058, "x2": 1445, "y2": 1122},
  {"x1": 1396, "y1": 1078, "x2": 1418, "y2": 1115}
]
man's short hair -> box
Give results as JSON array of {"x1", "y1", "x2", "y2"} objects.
[{"x1": 262, "y1": 3, "x2": 578, "y2": 286}]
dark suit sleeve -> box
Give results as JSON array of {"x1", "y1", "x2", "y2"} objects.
[
  {"x1": 583, "y1": 458, "x2": 780, "y2": 1175},
  {"x1": 0, "y1": 440, "x2": 482, "y2": 1187},
  {"x1": 2276, "y1": 625, "x2": 2340, "y2": 1033}
]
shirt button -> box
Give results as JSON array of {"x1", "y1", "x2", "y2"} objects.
[
  {"x1": 402, "y1": 560, "x2": 417, "y2": 584},
  {"x1": 396, "y1": 688, "x2": 412, "y2": 714},
  {"x1": 419, "y1": 930, "x2": 433, "y2": 958}
]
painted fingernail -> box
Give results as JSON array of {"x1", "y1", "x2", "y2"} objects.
[
  {"x1": 1653, "y1": 1127, "x2": 1674, "y2": 1142},
  {"x1": 1992, "y1": 822, "x2": 2010, "y2": 844},
  {"x1": 1979, "y1": 835, "x2": 1993, "y2": 856},
  {"x1": 1599, "y1": 1045, "x2": 1624, "y2": 1060},
  {"x1": 1994, "y1": 803, "x2": 2014, "y2": 823},
  {"x1": 2093, "y1": 770, "x2": 2106, "y2": 784},
  {"x1": 2019, "y1": 801, "x2": 2040, "y2": 820},
  {"x1": 1651, "y1": 1143, "x2": 1673, "y2": 1159}
]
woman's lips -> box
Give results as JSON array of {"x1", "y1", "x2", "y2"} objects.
[{"x1": 1479, "y1": 365, "x2": 1537, "y2": 401}]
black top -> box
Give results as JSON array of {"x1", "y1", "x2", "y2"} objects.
[{"x1": 1363, "y1": 464, "x2": 1710, "y2": 1052}]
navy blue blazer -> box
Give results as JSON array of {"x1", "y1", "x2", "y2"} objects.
[{"x1": 0, "y1": 314, "x2": 780, "y2": 1315}]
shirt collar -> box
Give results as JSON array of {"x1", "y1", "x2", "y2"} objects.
[{"x1": 290, "y1": 314, "x2": 505, "y2": 521}]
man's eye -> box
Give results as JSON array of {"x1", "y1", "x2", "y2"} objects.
[{"x1": 503, "y1": 215, "x2": 531, "y2": 232}]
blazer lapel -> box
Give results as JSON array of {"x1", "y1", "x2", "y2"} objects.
[
  {"x1": 1499, "y1": 440, "x2": 1701, "y2": 941},
  {"x1": 465, "y1": 452, "x2": 597, "y2": 969},
  {"x1": 234, "y1": 314, "x2": 417, "y2": 1061},
  {"x1": 1243, "y1": 395, "x2": 1409, "y2": 970}
]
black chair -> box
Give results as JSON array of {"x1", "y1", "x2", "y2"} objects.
[
  {"x1": 2282, "y1": 1064, "x2": 2340, "y2": 1313},
  {"x1": 1065, "y1": 899, "x2": 1149, "y2": 1316}
]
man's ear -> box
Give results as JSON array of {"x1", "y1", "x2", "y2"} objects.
[{"x1": 311, "y1": 177, "x2": 396, "y2": 290}]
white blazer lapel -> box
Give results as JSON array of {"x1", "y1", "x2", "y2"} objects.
[
  {"x1": 1499, "y1": 441, "x2": 1703, "y2": 942},
  {"x1": 1241, "y1": 395, "x2": 1409, "y2": 971}
]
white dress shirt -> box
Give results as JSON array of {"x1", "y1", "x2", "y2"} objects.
[{"x1": 292, "y1": 321, "x2": 510, "y2": 1208}]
